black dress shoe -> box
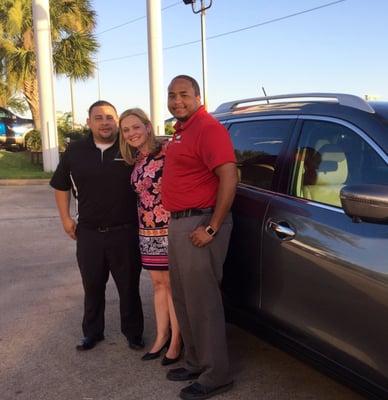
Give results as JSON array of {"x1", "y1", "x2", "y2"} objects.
[
  {"x1": 141, "y1": 337, "x2": 171, "y2": 361},
  {"x1": 128, "y1": 335, "x2": 145, "y2": 350},
  {"x1": 179, "y1": 381, "x2": 233, "y2": 400},
  {"x1": 76, "y1": 335, "x2": 104, "y2": 351},
  {"x1": 166, "y1": 367, "x2": 201, "y2": 382}
]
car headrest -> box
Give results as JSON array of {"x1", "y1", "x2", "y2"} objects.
[{"x1": 316, "y1": 144, "x2": 348, "y2": 185}]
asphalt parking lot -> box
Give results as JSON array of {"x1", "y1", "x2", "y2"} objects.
[{"x1": 0, "y1": 184, "x2": 363, "y2": 400}]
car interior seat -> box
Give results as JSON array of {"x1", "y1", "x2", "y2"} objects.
[
  {"x1": 302, "y1": 144, "x2": 348, "y2": 207},
  {"x1": 293, "y1": 147, "x2": 321, "y2": 198}
]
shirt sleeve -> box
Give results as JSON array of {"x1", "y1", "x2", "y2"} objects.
[
  {"x1": 49, "y1": 148, "x2": 72, "y2": 191},
  {"x1": 199, "y1": 119, "x2": 236, "y2": 171}
]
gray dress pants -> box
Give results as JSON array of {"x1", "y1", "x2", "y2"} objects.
[{"x1": 168, "y1": 212, "x2": 233, "y2": 387}]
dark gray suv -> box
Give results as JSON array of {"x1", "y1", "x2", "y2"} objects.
[{"x1": 214, "y1": 93, "x2": 388, "y2": 399}]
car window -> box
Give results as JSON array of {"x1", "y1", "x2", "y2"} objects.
[
  {"x1": 228, "y1": 119, "x2": 292, "y2": 189},
  {"x1": 0, "y1": 109, "x2": 11, "y2": 119},
  {"x1": 0, "y1": 122, "x2": 6, "y2": 135},
  {"x1": 291, "y1": 119, "x2": 388, "y2": 207}
]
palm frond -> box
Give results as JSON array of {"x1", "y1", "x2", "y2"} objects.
[
  {"x1": 53, "y1": 31, "x2": 98, "y2": 79},
  {"x1": 0, "y1": 0, "x2": 99, "y2": 127}
]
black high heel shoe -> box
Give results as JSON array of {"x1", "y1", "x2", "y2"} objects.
[
  {"x1": 141, "y1": 337, "x2": 171, "y2": 361},
  {"x1": 161, "y1": 344, "x2": 183, "y2": 366}
]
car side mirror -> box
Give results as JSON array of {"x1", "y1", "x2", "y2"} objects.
[{"x1": 340, "y1": 184, "x2": 388, "y2": 223}]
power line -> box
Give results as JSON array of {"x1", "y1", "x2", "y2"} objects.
[
  {"x1": 207, "y1": 0, "x2": 347, "y2": 41},
  {"x1": 100, "y1": 0, "x2": 347, "y2": 63},
  {"x1": 97, "y1": 1, "x2": 181, "y2": 35},
  {"x1": 97, "y1": 16, "x2": 145, "y2": 35}
]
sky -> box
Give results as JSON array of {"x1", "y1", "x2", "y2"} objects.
[{"x1": 54, "y1": 0, "x2": 388, "y2": 124}]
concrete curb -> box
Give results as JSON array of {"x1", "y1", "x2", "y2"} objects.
[{"x1": 0, "y1": 179, "x2": 50, "y2": 186}]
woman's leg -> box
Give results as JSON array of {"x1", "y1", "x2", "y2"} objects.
[
  {"x1": 165, "y1": 272, "x2": 182, "y2": 359},
  {"x1": 148, "y1": 270, "x2": 171, "y2": 352}
]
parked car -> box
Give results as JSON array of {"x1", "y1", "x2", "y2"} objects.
[
  {"x1": 214, "y1": 93, "x2": 388, "y2": 399},
  {"x1": 0, "y1": 107, "x2": 34, "y2": 150}
]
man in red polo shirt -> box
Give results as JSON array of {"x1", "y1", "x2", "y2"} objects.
[{"x1": 162, "y1": 75, "x2": 238, "y2": 400}]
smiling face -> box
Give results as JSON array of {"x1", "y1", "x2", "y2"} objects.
[
  {"x1": 87, "y1": 105, "x2": 118, "y2": 144},
  {"x1": 120, "y1": 114, "x2": 150, "y2": 153},
  {"x1": 167, "y1": 77, "x2": 201, "y2": 122}
]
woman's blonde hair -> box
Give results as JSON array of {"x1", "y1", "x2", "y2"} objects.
[{"x1": 119, "y1": 108, "x2": 160, "y2": 165}]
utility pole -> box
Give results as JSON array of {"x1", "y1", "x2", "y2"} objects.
[
  {"x1": 146, "y1": 0, "x2": 164, "y2": 136},
  {"x1": 96, "y1": 57, "x2": 101, "y2": 100},
  {"x1": 70, "y1": 77, "x2": 76, "y2": 129},
  {"x1": 32, "y1": 0, "x2": 59, "y2": 172}
]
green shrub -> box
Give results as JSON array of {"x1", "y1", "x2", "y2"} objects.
[
  {"x1": 25, "y1": 129, "x2": 42, "y2": 152},
  {"x1": 57, "y1": 112, "x2": 88, "y2": 145},
  {"x1": 165, "y1": 122, "x2": 175, "y2": 136},
  {"x1": 25, "y1": 129, "x2": 67, "y2": 152}
]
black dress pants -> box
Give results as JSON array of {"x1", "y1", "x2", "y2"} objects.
[{"x1": 76, "y1": 225, "x2": 143, "y2": 340}]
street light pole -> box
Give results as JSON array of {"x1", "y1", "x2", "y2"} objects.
[
  {"x1": 183, "y1": 0, "x2": 212, "y2": 109},
  {"x1": 200, "y1": 2, "x2": 208, "y2": 109}
]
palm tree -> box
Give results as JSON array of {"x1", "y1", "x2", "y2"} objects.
[
  {"x1": 0, "y1": 79, "x2": 28, "y2": 114},
  {"x1": 0, "y1": 0, "x2": 98, "y2": 129},
  {"x1": 0, "y1": 45, "x2": 28, "y2": 114}
]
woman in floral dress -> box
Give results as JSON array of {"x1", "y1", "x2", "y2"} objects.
[{"x1": 119, "y1": 108, "x2": 181, "y2": 365}]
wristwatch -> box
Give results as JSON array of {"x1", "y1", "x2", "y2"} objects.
[{"x1": 205, "y1": 225, "x2": 216, "y2": 237}]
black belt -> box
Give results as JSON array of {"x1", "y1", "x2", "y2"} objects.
[
  {"x1": 96, "y1": 223, "x2": 133, "y2": 233},
  {"x1": 170, "y1": 208, "x2": 213, "y2": 219}
]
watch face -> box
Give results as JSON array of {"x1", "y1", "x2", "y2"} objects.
[{"x1": 206, "y1": 226, "x2": 215, "y2": 236}]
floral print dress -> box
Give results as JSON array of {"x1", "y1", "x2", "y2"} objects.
[{"x1": 131, "y1": 143, "x2": 170, "y2": 270}]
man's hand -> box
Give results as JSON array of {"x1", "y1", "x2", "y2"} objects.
[
  {"x1": 62, "y1": 216, "x2": 77, "y2": 240},
  {"x1": 54, "y1": 190, "x2": 76, "y2": 240},
  {"x1": 189, "y1": 225, "x2": 213, "y2": 248}
]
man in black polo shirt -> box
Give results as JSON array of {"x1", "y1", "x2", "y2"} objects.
[{"x1": 50, "y1": 100, "x2": 144, "y2": 351}]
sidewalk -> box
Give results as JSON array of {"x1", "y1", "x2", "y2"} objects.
[{"x1": 0, "y1": 179, "x2": 50, "y2": 186}]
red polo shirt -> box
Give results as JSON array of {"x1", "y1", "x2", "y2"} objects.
[{"x1": 162, "y1": 106, "x2": 236, "y2": 212}]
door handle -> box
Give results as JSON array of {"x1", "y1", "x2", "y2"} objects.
[{"x1": 267, "y1": 220, "x2": 296, "y2": 240}]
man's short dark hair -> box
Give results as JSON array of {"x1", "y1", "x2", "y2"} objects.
[
  {"x1": 88, "y1": 100, "x2": 117, "y2": 116},
  {"x1": 170, "y1": 75, "x2": 201, "y2": 97}
]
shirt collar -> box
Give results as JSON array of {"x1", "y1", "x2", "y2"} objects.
[
  {"x1": 87, "y1": 130, "x2": 119, "y2": 151},
  {"x1": 173, "y1": 106, "x2": 206, "y2": 133}
]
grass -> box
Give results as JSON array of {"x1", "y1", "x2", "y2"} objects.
[{"x1": 0, "y1": 150, "x2": 53, "y2": 179}]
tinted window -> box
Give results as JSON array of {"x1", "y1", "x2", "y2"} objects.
[
  {"x1": 0, "y1": 109, "x2": 11, "y2": 119},
  {"x1": 229, "y1": 120, "x2": 292, "y2": 189},
  {"x1": 291, "y1": 120, "x2": 388, "y2": 207}
]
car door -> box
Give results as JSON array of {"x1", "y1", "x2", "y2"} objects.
[
  {"x1": 222, "y1": 117, "x2": 296, "y2": 311},
  {"x1": 0, "y1": 108, "x2": 12, "y2": 132},
  {"x1": 260, "y1": 117, "x2": 388, "y2": 387}
]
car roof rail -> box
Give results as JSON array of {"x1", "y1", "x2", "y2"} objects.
[{"x1": 214, "y1": 93, "x2": 375, "y2": 114}]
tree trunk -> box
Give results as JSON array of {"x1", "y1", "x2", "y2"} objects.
[{"x1": 23, "y1": 78, "x2": 40, "y2": 130}]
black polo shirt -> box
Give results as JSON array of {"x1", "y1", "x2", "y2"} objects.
[{"x1": 50, "y1": 133, "x2": 138, "y2": 229}]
